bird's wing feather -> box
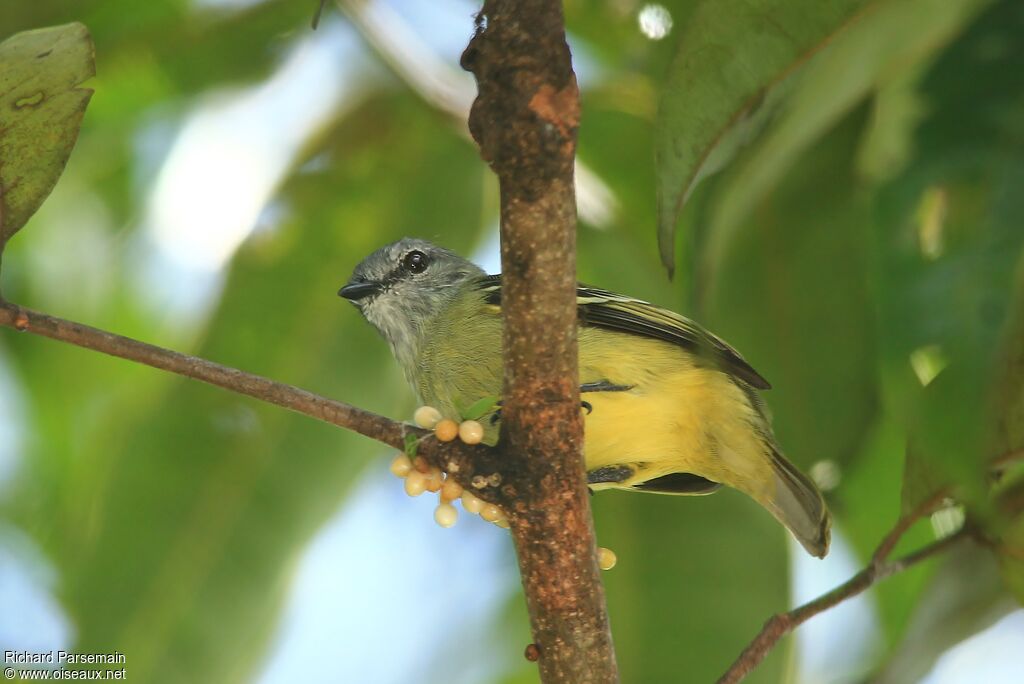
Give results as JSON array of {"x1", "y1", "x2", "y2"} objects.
[{"x1": 475, "y1": 276, "x2": 771, "y2": 390}]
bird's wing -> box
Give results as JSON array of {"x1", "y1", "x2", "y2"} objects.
[{"x1": 474, "y1": 276, "x2": 771, "y2": 390}]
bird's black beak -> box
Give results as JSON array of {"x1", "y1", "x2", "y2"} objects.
[{"x1": 338, "y1": 281, "x2": 381, "y2": 301}]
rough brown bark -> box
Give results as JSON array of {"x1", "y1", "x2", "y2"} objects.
[{"x1": 461, "y1": 2, "x2": 619, "y2": 682}]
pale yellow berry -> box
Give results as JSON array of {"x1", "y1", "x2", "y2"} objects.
[
  {"x1": 459, "y1": 420, "x2": 484, "y2": 445},
  {"x1": 404, "y1": 471, "x2": 427, "y2": 497},
  {"x1": 461, "y1": 491, "x2": 484, "y2": 514},
  {"x1": 481, "y1": 504, "x2": 503, "y2": 523},
  {"x1": 389, "y1": 454, "x2": 413, "y2": 478},
  {"x1": 441, "y1": 478, "x2": 463, "y2": 502},
  {"x1": 434, "y1": 503, "x2": 458, "y2": 528},
  {"x1": 435, "y1": 419, "x2": 459, "y2": 442},
  {"x1": 493, "y1": 516, "x2": 510, "y2": 529},
  {"x1": 598, "y1": 547, "x2": 617, "y2": 571},
  {"x1": 414, "y1": 406, "x2": 443, "y2": 429},
  {"x1": 424, "y1": 467, "x2": 444, "y2": 493}
]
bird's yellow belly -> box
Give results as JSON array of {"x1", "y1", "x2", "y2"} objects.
[
  {"x1": 419, "y1": 327, "x2": 774, "y2": 499},
  {"x1": 578, "y1": 334, "x2": 772, "y2": 497}
]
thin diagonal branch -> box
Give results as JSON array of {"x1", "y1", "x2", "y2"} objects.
[
  {"x1": 0, "y1": 299, "x2": 504, "y2": 496},
  {"x1": 717, "y1": 501, "x2": 968, "y2": 684},
  {"x1": 871, "y1": 491, "x2": 949, "y2": 564}
]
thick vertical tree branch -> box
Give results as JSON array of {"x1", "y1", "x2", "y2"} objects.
[{"x1": 461, "y1": 2, "x2": 618, "y2": 682}]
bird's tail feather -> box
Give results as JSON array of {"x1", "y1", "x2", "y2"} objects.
[{"x1": 764, "y1": 445, "x2": 831, "y2": 558}]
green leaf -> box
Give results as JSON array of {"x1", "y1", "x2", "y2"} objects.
[
  {"x1": 701, "y1": 108, "x2": 878, "y2": 472},
  {"x1": 655, "y1": 0, "x2": 866, "y2": 273},
  {"x1": 593, "y1": 490, "x2": 789, "y2": 684},
  {"x1": 0, "y1": 23, "x2": 93, "y2": 260},
  {"x1": 459, "y1": 395, "x2": 500, "y2": 422},
  {"x1": 702, "y1": 0, "x2": 988, "y2": 277},
  {"x1": 994, "y1": 473, "x2": 1024, "y2": 605},
  {"x1": 404, "y1": 431, "x2": 420, "y2": 459},
  {"x1": 873, "y1": 0, "x2": 1024, "y2": 515},
  {"x1": 990, "y1": 255, "x2": 1024, "y2": 603}
]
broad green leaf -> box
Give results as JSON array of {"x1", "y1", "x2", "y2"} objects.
[
  {"x1": 873, "y1": 0, "x2": 1024, "y2": 515},
  {"x1": 701, "y1": 109, "x2": 878, "y2": 472},
  {"x1": 593, "y1": 490, "x2": 789, "y2": 684},
  {"x1": 0, "y1": 23, "x2": 93, "y2": 260},
  {"x1": 655, "y1": 0, "x2": 866, "y2": 273},
  {"x1": 703, "y1": 0, "x2": 988, "y2": 277}
]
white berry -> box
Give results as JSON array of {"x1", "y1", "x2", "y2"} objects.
[
  {"x1": 389, "y1": 454, "x2": 413, "y2": 478},
  {"x1": 414, "y1": 406, "x2": 443, "y2": 429},
  {"x1": 461, "y1": 492, "x2": 484, "y2": 514},
  {"x1": 441, "y1": 479, "x2": 463, "y2": 502},
  {"x1": 459, "y1": 420, "x2": 484, "y2": 445},
  {"x1": 404, "y1": 471, "x2": 427, "y2": 497},
  {"x1": 434, "y1": 503, "x2": 458, "y2": 528}
]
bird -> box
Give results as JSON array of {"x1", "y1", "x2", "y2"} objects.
[{"x1": 338, "y1": 238, "x2": 831, "y2": 557}]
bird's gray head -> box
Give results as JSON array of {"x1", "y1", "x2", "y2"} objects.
[{"x1": 338, "y1": 238, "x2": 485, "y2": 367}]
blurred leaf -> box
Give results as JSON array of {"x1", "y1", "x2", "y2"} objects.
[
  {"x1": 565, "y1": 0, "x2": 699, "y2": 67},
  {"x1": 0, "y1": 1, "x2": 309, "y2": 96},
  {"x1": 704, "y1": 0, "x2": 987, "y2": 276},
  {"x1": 0, "y1": 23, "x2": 93, "y2": 259},
  {"x1": 995, "y1": 474, "x2": 1024, "y2": 604},
  {"x1": 991, "y1": 260, "x2": 1024, "y2": 603},
  {"x1": 655, "y1": 0, "x2": 867, "y2": 273},
  {"x1": 593, "y1": 490, "x2": 789, "y2": 684},
  {"x1": 871, "y1": 0, "x2": 1024, "y2": 515},
  {"x1": 701, "y1": 108, "x2": 878, "y2": 471},
  {"x1": 991, "y1": 262, "x2": 1024, "y2": 471}
]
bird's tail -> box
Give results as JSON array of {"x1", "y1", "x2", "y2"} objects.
[{"x1": 762, "y1": 445, "x2": 831, "y2": 558}]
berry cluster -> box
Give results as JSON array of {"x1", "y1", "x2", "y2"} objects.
[
  {"x1": 393, "y1": 405, "x2": 617, "y2": 570},
  {"x1": 390, "y1": 451, "x2": 510, "y2": 529}
]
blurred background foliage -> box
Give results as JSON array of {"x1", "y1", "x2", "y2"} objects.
[{"x1": 0, "y1": 1, "x2": 1022, "y2": 683}]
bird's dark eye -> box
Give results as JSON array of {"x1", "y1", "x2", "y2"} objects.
[{"x1": 403, "y1": 250, "x2": 428, "y2": 274}]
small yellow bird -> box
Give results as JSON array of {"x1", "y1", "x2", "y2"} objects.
[{"x1": 339, "y1": 238, "x2": 831, "y2": 557}]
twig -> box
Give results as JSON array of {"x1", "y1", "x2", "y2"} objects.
[
  {"x1": 717, "y1": 503, "x2": 968, "y2": 684},
  {"x1": 992, "y1": 448, "x2": 1024, "y2": 472},
  {"x1": 871, "y1": 490, "x2": 949, "y2": 564},
  {"x1": 0, "y1": 299, "x2": 504, "y2": 496}
]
